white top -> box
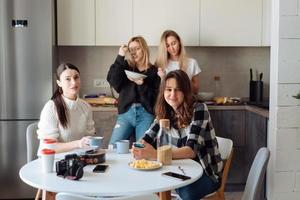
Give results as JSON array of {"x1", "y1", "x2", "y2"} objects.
[
  {"x1": 37, "y1": 96, "x2": 95, "y2": 153},
  {"x1": 19, "y1": 150, "x2": 203, "y2": 197},
  {"x1": 166, "y1": 58, "x2": 201, "y2": 80}
]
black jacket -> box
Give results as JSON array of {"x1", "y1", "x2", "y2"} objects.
[{"x1": 107, "y1": 55, "x2": 160, "y2": 114}]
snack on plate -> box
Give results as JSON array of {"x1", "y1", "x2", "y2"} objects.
[
  {"x1": 213, "y1": 97, "x2": 227, "y2": 104},
  {"x1": 130, "y1": 159, "x2": 160, "y2": 169}
]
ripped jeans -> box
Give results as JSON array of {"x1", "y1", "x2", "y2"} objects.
[{"x1": 109, "y1": 104, "x2": 154, "y2": 145}]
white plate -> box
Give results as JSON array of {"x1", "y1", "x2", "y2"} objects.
[
  {"x1": 128, "y1": 160, "x2": 162, "y2": 171},
  {"x1": 124, "y1": 70, "x2": 147, "y2": 80}
]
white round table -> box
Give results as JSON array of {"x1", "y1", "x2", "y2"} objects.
[{"x1": 19, "y1": 150, "x2": 203, "y2": 199}]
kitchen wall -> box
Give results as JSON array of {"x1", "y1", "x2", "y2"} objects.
[{"x1": 58, "y1": 46, "x2": 270, "y2": 99}]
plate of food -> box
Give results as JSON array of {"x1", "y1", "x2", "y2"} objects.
[
  {"x1": 124, "y1": 70, "x2": 147, "y2": 80},
  {"x1": 129, "y1": 159, "x2": 162, "y2": 171}
]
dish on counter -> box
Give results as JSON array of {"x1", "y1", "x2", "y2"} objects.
[
  {"x1": 198, "y1": 92, "x2": 214, "y2": 101},
  {"x1": 213, "y1": 97, "x2": 241, "y2": 105},
  {"x1": 124, "y1": 70, "x2": 147, "y2": 80},
  {"x1": 129, "y1": 159, "x2": 162, "y2": 170}
]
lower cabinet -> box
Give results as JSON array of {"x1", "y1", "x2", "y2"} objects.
[
  {"x1": 93, "y1": 111, "x2": 118, "y2": 148},
  {"x1": 209, "y1": 109, "x2": 267, "y2": 195}
]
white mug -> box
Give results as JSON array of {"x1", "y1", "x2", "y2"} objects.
[
  {"x1": 89, "y1": 136, "x2": 103, "y2": 148},
  {"x1": 41, "y1": 149, "x2": 55, "y2": 173},
  {"x1": 116, "y1": 140, "x2": 129, "y2": 154}
]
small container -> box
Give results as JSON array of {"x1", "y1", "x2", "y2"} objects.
[
  {"x1": 41, "y1": 149, "x2": 55, "y2": 173},
  {"x1": 249, "y1": 81, "x2": 263, "y2": 102},
  {"x1": 157, "y1": 119, "x2": 172, "y2": 165},
  {"x1": 43, "y1": 138, "x2": 57, "y2": 150}
]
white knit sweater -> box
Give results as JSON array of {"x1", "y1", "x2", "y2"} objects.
[{"x1": 37, "y1": 96, "x2": 95, "y2": 152}]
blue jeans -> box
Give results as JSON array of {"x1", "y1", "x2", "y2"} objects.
[
  {"x1": 175, "y1": 172, "x2": 220, "y2": 200},
  {"x1": 109, "y1": 104, "x2": 154, "y2": 144}
]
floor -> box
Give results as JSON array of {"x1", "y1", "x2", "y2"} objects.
[
  {"x1": 171, "y1": 192, "x2": 243, "y2": 200},
  {"x1": 225, "y1": 192, "x2": 243, "y2": 200}
]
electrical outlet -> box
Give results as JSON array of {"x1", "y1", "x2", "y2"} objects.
[{"x1": 93, "y1": 79, "x2": 109, "y2": 88}]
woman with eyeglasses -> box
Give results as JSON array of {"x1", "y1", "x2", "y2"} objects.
[{"x1": 107, "y1": 36, "x2": 160, "y2": 145}]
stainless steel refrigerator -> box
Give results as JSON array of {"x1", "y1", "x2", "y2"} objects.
[{"x1": 0, "y1": 0, "x2": 55, "y2": 198}]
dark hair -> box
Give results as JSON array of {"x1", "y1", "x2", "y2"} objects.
[
  {"x1": 51, "y1": 63, "x2": 80, "y2": 129},
  {"x1": 155, "y1": 70, "x2": 194, "y2": 128}
]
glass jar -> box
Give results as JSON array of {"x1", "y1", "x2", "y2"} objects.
[{"x1": 157, "y1": 119, "x2": 172, "y2": 165}]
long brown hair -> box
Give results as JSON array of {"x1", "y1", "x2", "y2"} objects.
[
  {"x1": 155, "y1": 30, "x2": 188, "y2": 71},
  {"x1": 155, "y1": 70, "x2": 194, "y2": 128},
  {"x1": 126, "y1": 36, "x2": 151, "y2": 69},
  {"x1": 51, "y1": 63, "x2": 80, "y2": 129}
]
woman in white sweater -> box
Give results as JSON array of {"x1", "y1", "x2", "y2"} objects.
[{"x1": 37, "y1": 63, "x2": 95, "y2": 154}]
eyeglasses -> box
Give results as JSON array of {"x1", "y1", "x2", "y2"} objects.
[{"x1": 129, "y1": 46, "x2": 141, "y2": 53}]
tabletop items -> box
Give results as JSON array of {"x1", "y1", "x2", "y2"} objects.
[
  {"x1": 157, "y1": 119, "x2": 172, "y2": 165},
  {"x1": 41, "y1": 149, "x2": 55, "y2": 173}
]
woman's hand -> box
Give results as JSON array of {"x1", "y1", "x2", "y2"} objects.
[
  {"x1": 128, "y1": 77, "x2": 144, "y2": 85},
  {"x1": 157, "y1": 68, "x2": 166, "y2": 79},
  {"x1": 77, "y1": 136, "x2": 91, "y2": 148},
  {"x1": 118, "y1": 44, "x2": 128, "y2": 56},
  {"x1": 131, "y1": 140, "x2": 157, "y2": 160}
]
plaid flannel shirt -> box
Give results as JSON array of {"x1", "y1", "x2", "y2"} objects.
[{"x1": 143, "y1": 102, "x2": 223, "y2": 182}]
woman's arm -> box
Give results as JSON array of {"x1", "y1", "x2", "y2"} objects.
[
  {"x1": 54, "y1": 137, "x2": 90, "y2": 153},
  {"x1": 106, "y1": 52, "x2": 129, "y2": 93},
  {"x1": 172, "y1": 146, "x2": 196, "y2": 159},
  {"x1": 191, "y1": 74, "x2": 200, "y2": 95}
]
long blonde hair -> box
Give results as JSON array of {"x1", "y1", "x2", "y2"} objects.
[
  {"x1": 155, "y1": 30, "x2": 188, "y2": 71},
  {"x1": 127, "y1": 36, "x2": 151, "y2": 70}
]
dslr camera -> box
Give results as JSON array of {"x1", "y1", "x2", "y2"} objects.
[{"x1": 56, "y1": 154, "x2": 85, "y2": 180}]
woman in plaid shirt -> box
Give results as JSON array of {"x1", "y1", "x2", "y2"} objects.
[{"x1": 132, "y1": 70, "x2": 223, "y2": 200}]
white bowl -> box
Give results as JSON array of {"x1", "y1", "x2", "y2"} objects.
[
  {"x1": 198, "y1": 92, "x2": 215, "y2": 101},
  {"x1": 124, "y1": 70, "x2": 147, "y2": 80}
]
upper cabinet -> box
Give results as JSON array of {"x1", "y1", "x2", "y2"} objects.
[
  {"x1": 200, "y1": 0, "x2": 262, "y2": 46},
  {"x1": 57, "y1": 0, "x2": 95, "y2": 46},
  {"x1": 95, "y1": 0, "x2": 132, "y2": 45},
  {"x1": 133, "y1": 0, "x2": 199, "y2": 46},
  {"x1": 56, "y1": 0, "x2": 270, "y2": 46}
]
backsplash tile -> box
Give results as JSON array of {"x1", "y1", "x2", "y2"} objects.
[{"x1": 58, "y1": 46, "x2": 270, "y2": 99}]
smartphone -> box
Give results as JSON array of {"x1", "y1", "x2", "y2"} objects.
[
  {"x1": 133, "y1": 142, "x2": 145, "y2": 148},
  {"x1": 93, "y1": 164, "x2": 108, "y2": 173},
  {"x1": 162, "y1": 172, "x2": 191, "y2": 181}
]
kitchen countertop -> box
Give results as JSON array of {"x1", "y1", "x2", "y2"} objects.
[{"x1": 91, "y1": 103, "x2": 269, "y2": 118}]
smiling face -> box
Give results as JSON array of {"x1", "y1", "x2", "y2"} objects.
[
  {"x1": 166, "y1": 36, "x2": 180, "y2": 60},
  {"x1": 57, "y1": 68, "x2": 80, "y2": 100},
  {"x1": 129, "y1": 41, "x2": 143, "y2": 64},
  {"x1": 164, "y1": 78, "x2": 184, "y2": 110}
]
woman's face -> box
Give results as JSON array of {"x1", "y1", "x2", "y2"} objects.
[
  {"x1": 164, "y1": 78, "x2": 184, "y2": 110},
  {"x1": 166, "y1": 36, "x2": 180, "y2": 59},
  {"x1": 57, "y1": 68, "x2": 80, "y2": 100},
  {"x1": 129, "y1": 41, "x2": 143, "y2": 64}
]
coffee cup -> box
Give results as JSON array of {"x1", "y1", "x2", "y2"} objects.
[
  {"x1": 89, "y1": 136, "x2": 103, "y2": 148},
  {"x1": 41, "y1": 149, "x2": 55, "y2": 173},
  {"x1": 43, "y1": 138, "x2": 57, "y2": 150},
  {"x1": 116, "y1": 140, "x2": 129, "y2": 154}
]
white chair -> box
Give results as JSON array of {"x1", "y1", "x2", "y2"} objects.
[
  {"x1": 241, "y1": 147, "x2": 270, "y2": 200},
  {"x1": 204, "y1": 136, "x2": 234, "y2": 200},
  {"x1": 26, "y1": 122, "x2": 41, "y2": 200},
  {"x1": 55, "y1": 193, "x2": 159, "y2": 200}
]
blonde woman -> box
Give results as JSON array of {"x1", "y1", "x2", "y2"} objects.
[
  {"x1": 107, "y1": 36, "x2": 160, "y2": 144},
  {"x1": 156, "y1": 30, "x2": 201, "y2": 94}
]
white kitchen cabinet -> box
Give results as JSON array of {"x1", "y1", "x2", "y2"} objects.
[
  {"x1": 200, "y1": 0, "x2": 263, "y2": 46},
  {"x1": 133, "y1": 0, "x2": 200, "y2": 46},
  {"x1": 57, "y1": 0, "x2": 95, "y2": 46},
  {"x1": 262, "y1": 0, "x2": 271, "y2": 46},
  {"x1": 96, "y1": 0, "x2": 132, "y2": 45}
]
